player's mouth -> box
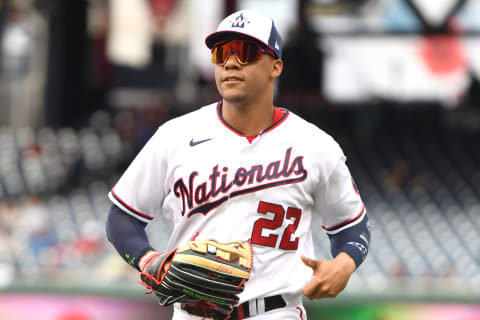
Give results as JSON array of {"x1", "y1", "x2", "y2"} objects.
[{"x1": 222, "y1": 75, "x2": 244, "y2": 83}]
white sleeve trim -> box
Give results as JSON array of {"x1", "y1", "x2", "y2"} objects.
[{"x1": 108, "y1": 190, "x2": 153, "y2": 223}]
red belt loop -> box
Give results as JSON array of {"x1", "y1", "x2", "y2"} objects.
[{"x1": 236, "y1": 304, "x2": 245, "y2": 320}]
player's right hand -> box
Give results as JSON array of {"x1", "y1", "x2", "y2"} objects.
[
  {"x1": 137, "y1": 239, "x2": 253, "y2": 315},
  {"x1": 301, "y1": 253, "x2": 355, "y2": 300},
  {"x1": 139, "y1": 250, "x2": 172, "y2": 277}
]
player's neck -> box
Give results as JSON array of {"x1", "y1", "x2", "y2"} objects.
[{"x1": 221, "y1": 99, "x2": 274, "y2": 137}]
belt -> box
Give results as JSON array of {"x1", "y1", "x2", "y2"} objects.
[{"x1": 182, "y1": 295, "x2": 286, "y2": 320}]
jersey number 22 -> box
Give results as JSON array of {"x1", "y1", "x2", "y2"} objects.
[{"x1": 251, "y1": 201, "x2": 301, "y2": 250}]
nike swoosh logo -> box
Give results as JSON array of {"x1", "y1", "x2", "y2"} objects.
[{"x1": 189, "y1": 138, "x2": 212, "y2": 147}]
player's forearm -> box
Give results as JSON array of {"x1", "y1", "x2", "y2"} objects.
[
  {"x1": 106, "y1": 204, "x2": 155, "y2": 271},
  {"x1": 334, "y1": 252, "x2": 356, "y2": 274}
]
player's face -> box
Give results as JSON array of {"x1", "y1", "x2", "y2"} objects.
[{"x1": 213, "y1": 40, "x2": 282, "y2": 104}]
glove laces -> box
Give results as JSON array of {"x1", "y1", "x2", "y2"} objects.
[
  {"x1": 137, "y1": 274, "x2": 156, "y2": 294},
  {"x1": 188, "y1": 300, "x2": 220, "y2": 318}
]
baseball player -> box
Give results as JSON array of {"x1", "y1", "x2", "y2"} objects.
[{"x1": 106, "y1": 9, "x2": 370, "y2": 320}]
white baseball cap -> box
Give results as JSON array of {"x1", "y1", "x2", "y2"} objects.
[{"x1": 205, "y1": 10, "x2": 282, "y2": 59}]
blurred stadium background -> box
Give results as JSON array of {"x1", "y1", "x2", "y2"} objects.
[{"x1": 0, "y1": 0, "x2": 479, "y2": 319}]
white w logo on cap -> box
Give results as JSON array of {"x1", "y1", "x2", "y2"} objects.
[{"x1": 232, "y1": 13, "x2": 248, "y2": 28}]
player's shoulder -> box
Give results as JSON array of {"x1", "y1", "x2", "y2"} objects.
[
  {"x1": 146, "y1": 103, "x2": 217, "y2": 146},
  {"x1": 163, "y1": 103, "x2": 217, "y2": 128},
  {"x1": 284, "y1": 110, "x2": 342, "y2": 152},
  {"x1": 152, "y1": 103, "x2": 216, "y2": 135},
  {"x1": 283, "y1": 109, "x2": 345, "y2": 176}
]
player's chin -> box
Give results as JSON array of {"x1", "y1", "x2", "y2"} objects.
[{"x1": 220, "y1": 88, "x2": 247, "y2": 102}]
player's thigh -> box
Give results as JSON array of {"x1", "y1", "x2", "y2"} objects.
[
  {"x1": 172, "y1": 305, "x2": 307, "y2": 319},
  {"x1": 248, "y1": 305, "x2": 307, "y2": 319},
  {"x1": 171, "y1": 309, "x2": 199, "y2": 319},
  {"x1": 171, "y1": 308, "x2": 202, "y2": 320}
]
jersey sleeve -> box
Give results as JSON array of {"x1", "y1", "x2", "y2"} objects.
[
  {"x1": 108, "y1": 125, "x2": 169, "y2": 223},
  {"x1": 313, "y1": 157, "x2": 366, "y2": 235}
]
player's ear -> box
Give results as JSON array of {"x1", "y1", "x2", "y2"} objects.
[{"x1": 271, "y1": 59, "x2": 283, "y2": 78}]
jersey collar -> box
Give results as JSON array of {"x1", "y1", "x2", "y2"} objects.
[{"x1": 216, "y1": 101, "x2": 289, "y2": 141}]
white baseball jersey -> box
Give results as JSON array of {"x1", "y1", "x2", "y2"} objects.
[{"x1": 108, "y1": 102, "x2": 365, "y2": 308}]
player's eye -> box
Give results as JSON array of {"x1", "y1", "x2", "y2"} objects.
[{"x1": 211, "y1": 40, "x2": 265, "y2": 65}]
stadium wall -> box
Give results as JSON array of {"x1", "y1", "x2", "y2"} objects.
[{"x1": 1, "y1": 283, "x2": 479, "y2": 320}]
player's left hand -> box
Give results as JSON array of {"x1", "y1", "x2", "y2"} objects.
[{"x1": 301, "y1": 252, "x2": 356, "y2": 300}]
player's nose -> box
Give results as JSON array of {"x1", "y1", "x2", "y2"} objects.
[{"x1": 223, "y1": 53, "x2": 241, "y2": 69}]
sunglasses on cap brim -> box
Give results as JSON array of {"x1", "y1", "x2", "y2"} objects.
[{"x1": 211, "y1": 39, "x2": 275, "y2": 65}]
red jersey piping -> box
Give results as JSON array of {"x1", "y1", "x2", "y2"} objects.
[
  {"x1": 322, "y1": 203, "x2": 366, "y2": 231},
  {"x1": 111, "y1": 188, "x2": 154, "y2": 220},
  {"x1": 216, "y1": 102, "x2": 289, "y2": 142}
]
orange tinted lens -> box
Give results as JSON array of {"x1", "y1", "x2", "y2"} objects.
[{"x1": 212, "y1": 40, "x2": 261, "y2": 65}]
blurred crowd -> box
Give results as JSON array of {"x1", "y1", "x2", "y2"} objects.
[{"x1": 0, "y1": 109, "x2": 169, "y2": 289}]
